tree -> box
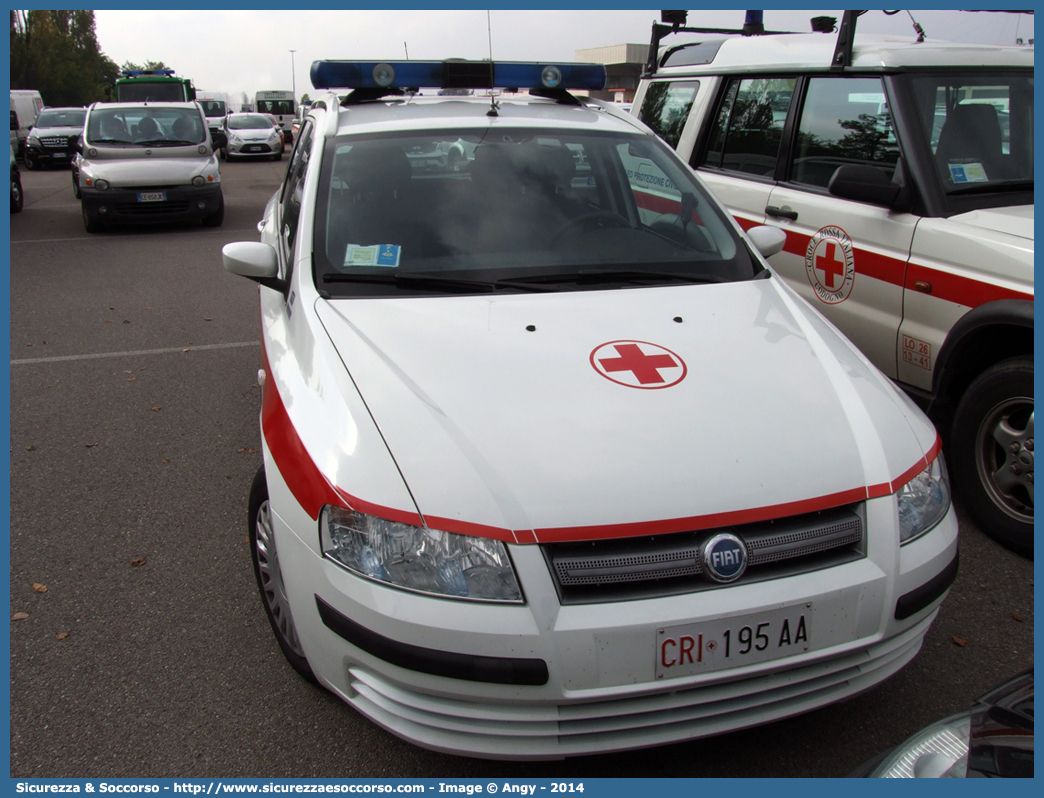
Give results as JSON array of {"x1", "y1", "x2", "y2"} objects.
[
  {"x1": 299, "y1": 92, "x2": 311, "y2": 105},
  {"x1": 10, "y1": 10, "x2": 119, "y2": 106},
  {"x1": 120, "y1": 60, "x2": 170, "y2": 73}
]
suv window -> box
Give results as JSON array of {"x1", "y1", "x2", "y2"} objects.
[
  {"x1": 907, "y1": 72, "x2": 1033, "y2": 191},
  {"x1": 791, "y1": 77, "x2": 899, "y2": 187},
  {"x1": 638, "y1": 80, "x2": 700, "y2": 150},
  {"x1": 703, "y1": 77, "x2": 795, "y2": 177}
]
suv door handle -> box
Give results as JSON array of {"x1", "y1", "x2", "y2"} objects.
[{"x1": 766, "y1": 206, "x2": 798, "y2": 221}]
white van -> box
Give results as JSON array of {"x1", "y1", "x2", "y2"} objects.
[
  {"x1": 196, "y1": 91, "x2": 229, "y2": 136},
  {"x1": 10, "y1": 89, "x2": 44, "y2": 156}
]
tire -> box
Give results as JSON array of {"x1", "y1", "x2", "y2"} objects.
[
  {"x1": 11, "y1": 170, "x2": 23, "y2": 213},
  {"x1": 71, "y1": 173, "x2": 80, "y2": 199},
  {"x1": 201, "y1": 194, "x2": 224, "y2": 227},
  {"x1": 248, "y1": 466, "x2": 317, "y2": 683},
  {"x1": 220, "y1": 147, "x2": 227, "y2": 161},
  {"x1": 23, "y1": 152, "x2": 38, "y2": 170},
  {"x1": 273, "y1": 149, "x2": 282, "y2": 162},
  {"x1": 951, "y1": 356, "x2": 1034, "y2": 557},
  {"x1": 81, "y1": 202, "x2": 103, "y2": 233}
]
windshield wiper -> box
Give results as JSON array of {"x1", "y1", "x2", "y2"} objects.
[
  {"x1": 90, "y1": 137, "x2": 132, "y2": 144},
  {"x1": 324, "y1": 271, "x2": 561, "y2": 294},
  {"x1": 135, "y1": 139, "x2": 179, "y2": 147},
  {"x1": 323, "y1": 272, "x2": 496, "y2": 293},
  {"x1": 497, "y1": 269, "x2": 727, "y2": 288},
  {"x1": 948, "y1": 179, "x2": 1033, "y2": 196}
]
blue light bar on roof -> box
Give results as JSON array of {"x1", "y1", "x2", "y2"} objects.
[
  {"x1": 310, "y1": 60, "x2": 606, "y2": 92},
  {"x1": 121, "y1": 69, "x2": 177, "y2": 77}
]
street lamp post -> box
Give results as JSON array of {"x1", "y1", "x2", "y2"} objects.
[{"x1": 289, "y1": 49, "x2": 297, "y2": 101}]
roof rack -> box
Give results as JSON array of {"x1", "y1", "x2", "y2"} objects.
[{"x1": 644, "y1": 10, "x2": 802, "y2": 77}]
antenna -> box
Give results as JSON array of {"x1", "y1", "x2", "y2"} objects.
[
  {"x1": 404, "y1": 41, "x2": 409, "y2": 59},
  {"x1": 486, "y1": 10, "x2": 498, "y2": 117}
]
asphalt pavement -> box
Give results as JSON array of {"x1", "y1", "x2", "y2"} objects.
[{"x1": 8, "y1": 159, "x2": 1034, "y2": 778}]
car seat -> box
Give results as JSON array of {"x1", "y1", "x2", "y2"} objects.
[{"x1": 935, "y1": 103, "x2": 1004, "y2": 182}]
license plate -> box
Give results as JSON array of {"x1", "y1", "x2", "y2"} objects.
[
  {"x1": 248, "y1": 145, "x2": 263, "y2": 152},
  {"x1": 137, "y1": 192, "x2": 166, "y2": 202},
  {"x1": 655, "y1": 603, "x2": 812, "y2": 679},
  {"x1": 52, "y1": 153, "x2": 68, "y2": 159}
]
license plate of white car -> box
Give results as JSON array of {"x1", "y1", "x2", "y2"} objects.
[
  {"x1": 655, "y1": 603, "x2": 813, "y2": 679},
  {"x1": 248, "y1": 146, "x2": 263, "y2": 152},
  {"x1": 137, "y1": 192, "x2": 166, "y2": 202}
]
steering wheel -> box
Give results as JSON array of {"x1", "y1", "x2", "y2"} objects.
[{"x1": 551, "y1": 211, "x2": 630, "y2": 246}]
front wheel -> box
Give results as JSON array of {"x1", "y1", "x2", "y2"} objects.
[
  {"x1": 11, "y1": 171, "x2": 23, "y2": 213},
  {"x1": 71, "y1": 173, "x2": 81, "y2": 199},
  {"x1": 23, "y1": 152, "x2": 38, "y2": 170},
  {"x1": 249, "y1": 466, "x2": 317, "y2": 683},
  {"x1": 951, "y1": 356, "x2": 1033, "y2": 557},
  {"x1": 81, "y1": 202, "x2": 103, "y2": 233},
  {"x1": 201, "y1": 194, "x2": 224, "y2": 227}
]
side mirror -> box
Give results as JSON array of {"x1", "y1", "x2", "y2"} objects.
[
  {"x1": 210, "y1": 130, "x2": 227, "y2": 150},
  {"x1": 828, "y1": 164, "x2": 901, "y2": 208},
  {"x1": 222, "y1": 241, "x2": 287, "y2": 293},
  {"x1": 746, "y1": 225, "x2": 787, "y2": 258},
  {"x1": 74, "y1": 137, "x2": 82, "y2": 154}
]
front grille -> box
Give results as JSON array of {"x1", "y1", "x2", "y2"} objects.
[
  {"x1": 543, "y1": 504, "x2": 865, "y2": 605},
  {"x1": 116, "y1": 200, "x2": 190, "y2": 215},
  {"x1": 40, "y1": 136, "x2": 75, "y2": 149}
]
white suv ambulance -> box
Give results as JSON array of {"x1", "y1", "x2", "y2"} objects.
[
  {"x1": 223, "y1": 58, "x2": 956, "y2": 759},
  {"x1": 633, "y1": 12, "x2": 1033, "y2": 556}
]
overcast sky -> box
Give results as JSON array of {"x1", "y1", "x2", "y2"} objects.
[{"x1": 93, "y1": 9, "x2": 1035, "y2": 103}]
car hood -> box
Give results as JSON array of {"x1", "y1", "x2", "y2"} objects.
[
  {"x1": 231, "y1": 129, "x2": 275, "y2": 140},
  {"x1": 949, "y1": 204, "x2": 1034, "y2": 241},
  {"x1": 82, "y1": 155, "x2": 211, "y2": 186},
  {"x1": 314, "y1": 281, "x2": 937, "y2": 541},
  {"x1": 32, "y1": 126, "x2": 82, "y2": 137}
]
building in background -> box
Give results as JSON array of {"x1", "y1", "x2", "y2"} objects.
[{"x1": 575, "y1": 44, "x2": 648, "y2": 104}]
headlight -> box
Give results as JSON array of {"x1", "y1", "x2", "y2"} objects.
[
  {"x1": 191, "y1": 175, "x2": 205, "y2": 187},
  {"x1": 897, "y1": 455, "x2": 950, "y2": 544},
  {"x1": 320, "y1": 505, "x2": 523, "y2": 602},
  {"x1": 230, "y1": 134, "x2": 242, "y2": 144},
  {"x1": 94, "y1": 178, "x2": 109, "y2": 191},
  {"x1": 27, "y1": 135, "x2": 39, "y2": 147},
  {"x1": 867, "y1": 712, "x2": 970, "y2": 777}
]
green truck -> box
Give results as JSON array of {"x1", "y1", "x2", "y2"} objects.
[{"x1": 113, "y1": 69, "x2": 195, "y2": 102}]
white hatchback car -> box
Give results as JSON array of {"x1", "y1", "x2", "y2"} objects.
[{"x1": 223, "y1": 59, "x2": 957, "y2": 760}]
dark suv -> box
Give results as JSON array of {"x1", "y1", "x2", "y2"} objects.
[{"x1": 24, "y1": 107, "x2": 86, "y2": 170}]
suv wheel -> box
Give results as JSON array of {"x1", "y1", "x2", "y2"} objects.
[
  {"x1": 11, "y1": 169, "x2": 23, "y2": 213},
  {"x1": 71, "y1": 172, "x2": 80, "y2": 199},
  {"x1": 951, "y1": 356, "x2": 1033, "y2": 557},
  {"x1": 248, "y1": 466, "x2": 317, "y2": 683},
  {"x1": 23, "y1": 152, "x2": 38, "y2": 170}
]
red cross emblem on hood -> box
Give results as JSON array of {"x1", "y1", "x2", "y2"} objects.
[{"x1": 590, "y1": 341, "x2": 687, "y2": 389}]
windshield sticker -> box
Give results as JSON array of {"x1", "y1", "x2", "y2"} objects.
[
  {"x1": 343, "y1": 244, "x2": 401, "y2": 268},
  {"x1": 948, "y1": 162, "x2": 988, "y2": 183}
]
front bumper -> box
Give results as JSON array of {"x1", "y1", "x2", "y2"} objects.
[
  {"x1": 81, "y1": 183, "x2": 222, "y2": 225},
  {"x1": 263, "y1": 449, "x2": 960, "y2": 760},
  {"x1": 228, "y1": 139, "x2": 280, "y2": 157},
  {"x1": 26, "y1": 141, "x2": 77, "y2": 166}
]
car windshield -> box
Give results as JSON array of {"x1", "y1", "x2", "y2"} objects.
[
  {"x1": 86, "y1": 107, "x2": 206, "y2": 145},
  {"x1": 35, "y1": 109, "x2": 86, "y2": 128},
  {"x1": 116, "y1": 82, "x2": 185, "y2": 103},
  {"x1": 908, "y1": 71, "x2": 1033, "y2": 195},
  {"x1": 229, "y1": 114, "x2": 274, "y2": 130},
  {"x1": 314, "y1": 128, "x2": 756, "y2": 297}
]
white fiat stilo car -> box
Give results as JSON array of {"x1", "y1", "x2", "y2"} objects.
[{"x1": 222, "y1": 59, "x2": 958, "y2": 760}]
